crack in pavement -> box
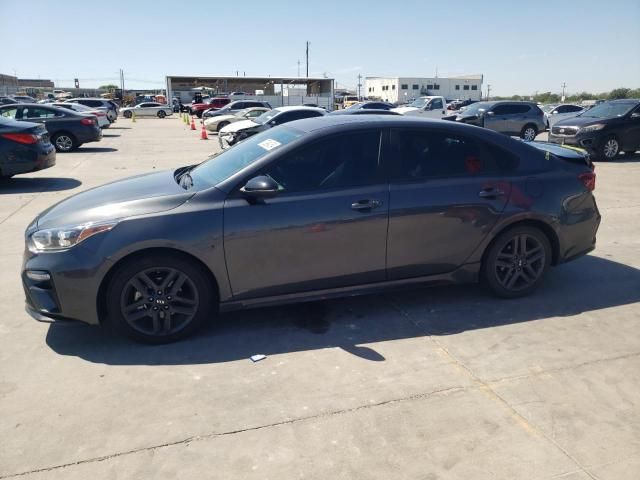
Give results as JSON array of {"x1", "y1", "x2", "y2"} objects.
[
  {"x1": 0, "y1": 384, "x2": 467, "y2": 478},
  {"x1": 386, "y1": 298, "x2": 600, "y2": 480}
]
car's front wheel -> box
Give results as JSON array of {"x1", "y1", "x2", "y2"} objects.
[
  {"x1": 216, "y1": 121, "x2": 230, "y2": 132},
  {"x1": 123, "y1": 110, "x2": 132, "y2": 119},
  {"x1": 157, "y1": 110, "x2": 166, "y2": 118},
  {"x1": 106, "y1": 253, "x2": 216, "y2": 343},
  {"x1": 600, "y1": 136, "x2": 619, "y2": 160},
  {"x1": 482, "y1": 226, "x2": 551, "y2": 298}
]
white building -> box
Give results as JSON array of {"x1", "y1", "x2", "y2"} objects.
[{"x1": 365, "y1": 75, "x2": 483, "y2": 104}]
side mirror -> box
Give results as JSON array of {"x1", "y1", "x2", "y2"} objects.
[
  {"x1": 551, "y1": 110, "x2": 558, "y2": 114},
  {"x1": 485, "y1": 111, "x2": 495, "y2": 116},
  {"x1": 631, "y1": 112, "x2": 640, "y2": 119},
  {"x1": 268, "y1": 120, "x2": 276, "y2": 126},
  {"x1": 240, "y1": 175, "x2": 279, "y2": 199}
]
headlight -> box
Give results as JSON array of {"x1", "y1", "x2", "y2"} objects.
[
  {"x1": 29, "y1": 222, "x2": 117, "y2": 252},
  {"x1": 579, "y1": 124, "x2": 605, "y2": 133}
]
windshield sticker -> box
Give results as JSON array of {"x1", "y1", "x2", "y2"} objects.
[{"x1": 258, "y1": 139, "x2": 281, "y2": 151}]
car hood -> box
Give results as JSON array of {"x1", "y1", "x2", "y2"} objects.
[
  {"x1": 553, "y1": 115, "x2": 604, "y2": 127},
  {"x1": 220, "y1": 119, "x2": 259, "y2": 133},
  {"x1": 36, "y1": 170, "x2": 194, "y2": 230},
  {"x1": 391, "y1": 106, "x2": 419, "y2": 114}
]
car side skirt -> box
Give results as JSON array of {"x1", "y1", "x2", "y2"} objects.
[{"x1": 219, "y1": 263, "x2": 480, "y2": 312}]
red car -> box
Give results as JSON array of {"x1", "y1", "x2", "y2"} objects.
[{"x1": 189, "y1": 97, "x2": 230, "y2": 117}]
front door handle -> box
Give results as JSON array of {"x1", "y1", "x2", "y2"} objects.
[
  {"x1": 478, "y1": 188, "x2": 505, "y2": 199},
  {"x1": 351, "y1": 199, "x2": 382, "y2": 211}
]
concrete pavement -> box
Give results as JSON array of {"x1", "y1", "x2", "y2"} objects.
[{"x1": 1, "y1": 116, "x2": 639, "y2": 479}]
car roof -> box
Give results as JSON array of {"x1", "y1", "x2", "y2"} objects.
[
  {"x1": 273, "y1": 105, "x2": 326, "y2": 113},
  {"x1": 67, "y1": 97, "x2": 108, "y2": 101}
]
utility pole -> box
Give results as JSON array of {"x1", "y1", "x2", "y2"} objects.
[
  {"x1": 486, "y1": 84, "x2": 491, "y2": 101},
  {"x1": 357, "y1": 74, "x2": 362, "y2": 100},
  {"x1": 297, "y1": 60, "x2": 300, "y2": 78},
  {"x1": 305, "y1": 41, "x2": 309, "y2": 78},
  {"x1": 561, "y1": 82, "x2": 567, "y2": 100}
]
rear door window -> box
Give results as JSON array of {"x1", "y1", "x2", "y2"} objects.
[
  {"x1": 388, "y1": 129, "x2": 517, "y2": 181},
  {"x1": 512, "y1": 104, "x2": 531, "y2": 114},
  {"x1": 23, "y1": 107, "x2": 61, "y2": 119}
]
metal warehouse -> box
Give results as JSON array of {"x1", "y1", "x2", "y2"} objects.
[
  {"x1": 166, "y1": 75, "x2": 335, "y2": 109},
  {"x1": 365, "y1": 75, "x2": 483, "y2": 103}
]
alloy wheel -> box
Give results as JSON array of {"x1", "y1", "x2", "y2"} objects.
[
  {"x1": 55, "y1": 135, "x2": 73, "y2": 151},
  {"x1": 494, "y1": 234, "x2": 545, "y2": 292},
  {"x1": 120, "y1": 267, "x2": 199, "y2": 337},
  {"x1": 522, "y1": 127, "x2": 536, "y2": 141},
  {"x1": 603, "y1": 138, "x2": 619, "y2": 159}
]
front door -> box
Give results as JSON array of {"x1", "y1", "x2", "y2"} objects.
[
  {"x1": 223, "y1": 130, "x2": 389, "y2": 300},
  {"x1": 385, "y1": 127, "x2": 514, "y2": 279}
]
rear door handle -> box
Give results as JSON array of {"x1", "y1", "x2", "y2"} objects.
[
  {"x1": 478, "y1": 188, "x2": 505, "y2": 198},
  {"x1": 351, "y1": 199, "x2": 382, "y2": 211}
]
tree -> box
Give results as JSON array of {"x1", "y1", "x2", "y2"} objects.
[
  {"x1": 99, "y1": 84, "x2": 119, "y2": 91},
  {"x1": 608, "y1": 88, "x2": 631, "y2": 99}
]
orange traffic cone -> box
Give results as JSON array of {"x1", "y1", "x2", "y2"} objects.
[
  {"x1": 200, "y1": 123, "x2": 208, "y2": 140},
  {"x1": 190, "y1": 116, "x2": 196, "y2": 130}
]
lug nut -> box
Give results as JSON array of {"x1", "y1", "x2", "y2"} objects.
[
  {"x1": 164, "y1": 305, "x2": 170, "y2": 310},
  {"x1": 152, "y1": 306, "x2": 158, "y2": 311}
]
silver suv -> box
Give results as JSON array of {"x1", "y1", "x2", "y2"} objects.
[{"x1": 448, "y1": 101, "x2": 546, "y2": 141}]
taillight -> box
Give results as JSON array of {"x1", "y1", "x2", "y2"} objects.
[
  {"x1": 579, "y1": 171, "x2": 596, "y2": 191},
  {"x1": 80, "y1": 118, "x2": 95, "y2": 125},
  {"x1": 0, "y1": 133, "x2": 39, "y2": 144}
]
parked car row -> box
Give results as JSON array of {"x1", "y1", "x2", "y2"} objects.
[{"x1": 0, "y1": 104, "x2": 103, "y2": 152}]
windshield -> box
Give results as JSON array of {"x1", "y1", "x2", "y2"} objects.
[
  {"x1": 409, "y1": 98, "x2": 429, "y2": 108},
  {"x1": 579, "y1": 101, "x2": 637, "y2": 119},
  {"x1": 188, "y1": 127, "x2": 303, "y2": 189},
  {"x1": 253, "y1": 109, "x2": 281, "y2": 125},
  {"x1": 460, "y1": 102, "x2": 489, "y2": 116}
]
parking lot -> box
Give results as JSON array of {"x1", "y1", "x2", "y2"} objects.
[{"x1": 1, "y1": 116, "x2": 639, "y2": 479}]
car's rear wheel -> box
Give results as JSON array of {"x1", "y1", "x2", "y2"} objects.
[
  {"x1": 482, "y1": 226, "x2": 551, "y2": 298},
  {"x1": 52, "y1": 132, "x2": 77, "y2": 152},
  {"x1": 123, "y1": 110, "x2": 132, "y2": 119},
  {"x1": 106, "y1": 254, "x2": 216, "y2": 343},
  {"x1": 157, "y1": 110, "x2": 166, "y2": 118},
  {"x1": 216, "y1": 121, "x2": 230, "y2": 132},
  {"x1": 600, "y1": 136, "x2": 619, "y2": 160},
  {"x1": 520, "y1": 124, "x2": 538, "y2": 141}
]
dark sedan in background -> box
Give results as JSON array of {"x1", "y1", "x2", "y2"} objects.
[
  {"x1": 0, "y1": 117, "x2": 56, "y2": 178},
  {"x1": 22, "y1": 116, "x2": 600, "y2": 343},
  {"x1": 0, "y1": 104, "x2": 102, "y2": 152},
  {"x1": 549, "y1": 99, "x2": 640, "y2": 160}
]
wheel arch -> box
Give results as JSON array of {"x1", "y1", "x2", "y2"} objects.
[
  {"x1": 96, "y1": 247, "x2": 220, "y2": 325},
  {"x1": 481, "y1": 218, "x2": 560, "y2": 269}
]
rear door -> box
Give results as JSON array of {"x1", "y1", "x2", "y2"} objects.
[
  {"x1": 223, "y1": 129, "x2": 389, "y2": 299},
  {"x1": 484, "y1": 104, "x2": 515, "y2": 133},
  {"x1": 385, "y1": 127, "x2": 515, "y2": 279}
]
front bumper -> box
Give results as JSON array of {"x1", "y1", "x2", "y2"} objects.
[
  {"x1": 22, "y1": 244, "x2": 113, "y2": 326},
  {"x1": 548, "y1": 132, "x2": 602, "y2": 154}
]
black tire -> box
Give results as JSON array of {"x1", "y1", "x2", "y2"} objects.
[
  {"x1": 52, "y1": 132, "x2": 77, "y2": 152},
  {"x1": 216, "y1": 121, "x2": 230, "y2": 132},
  {"x1": 196, "y1": 111, "x2": 203, "y2": 119},
  {"x1": 123, "y1": 110, "x2": 132, "y2": 119},
  {"x1": 481, "y1": 226, "x2": 551, "y2": 298},
  {"x1": 157, "y1": 110, "x2": 166, "y2": 118},
  {"x1": 520, "y1": 124, "x2": 538, "y2": 141},
  {"x1": 599, "y1": 135, "x2": 620, "y2": 161},
  {"x1": 106, "y1": 253, "x2": 216, "y2": 344}
]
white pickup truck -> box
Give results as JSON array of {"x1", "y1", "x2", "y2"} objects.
[{"x1": 392, "y1": 96, "x2": 448, "y2": 118}]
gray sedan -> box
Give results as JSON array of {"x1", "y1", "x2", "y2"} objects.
[{"x1": 22, "y1": 116, "x2": 600, "y2": 343}]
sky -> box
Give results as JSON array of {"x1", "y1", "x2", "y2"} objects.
[{"x1": 1, "y1": 0, "x2": 639, "y2": 96}]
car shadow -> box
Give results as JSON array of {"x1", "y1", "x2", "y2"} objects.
[
  {"x1": 0, "y1": 177, "x2": 81, "y2": 193},
  {"x1": 107, "y1": 127, "x2": 131, "y2": 130},
  {"x1": 45, "y1": 255, "x2": 640, "y2": 365},
  {"x1": 101, "y1": 134, "x2": 120, "y2": 138},
  {"x1": 76, "y1": 147, "x2": 118, "y2": 153},
  {"x1": 600, "y1": 152, "x2": 640, "y2": 163}
]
